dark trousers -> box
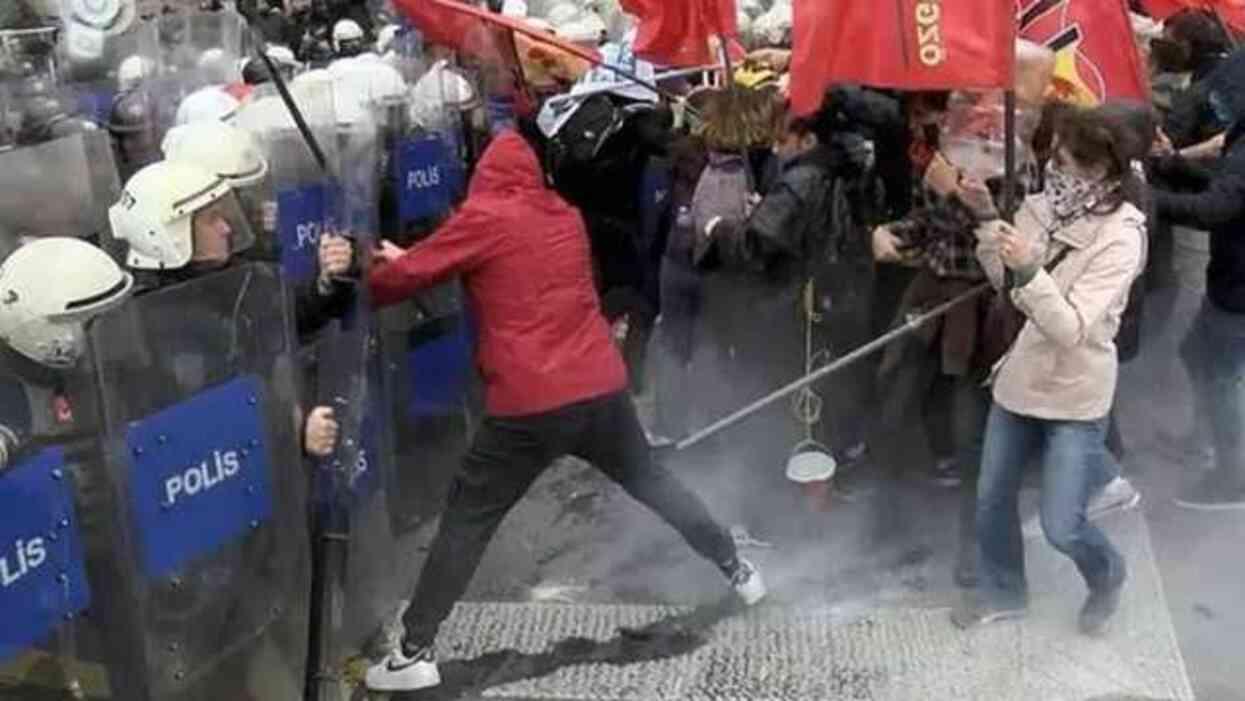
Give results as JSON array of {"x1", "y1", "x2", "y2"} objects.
[
  {"x1": 654, "y1": 256, "x2": 704, "y2": 438},
  {"x1": 401, "y1": 392, "x2": 738, "y2": 646}
]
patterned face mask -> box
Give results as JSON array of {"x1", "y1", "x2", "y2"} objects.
[{"x1": 1044, "y1": 161, "x2": 1108, "y2": 221}]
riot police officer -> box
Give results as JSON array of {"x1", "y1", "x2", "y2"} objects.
[
  {"x1": 0, "y1": 237, "x2": 134, "y2": 470},
  {"x1": 108, "y1": 159, "x2": 349, "y2": 456}
]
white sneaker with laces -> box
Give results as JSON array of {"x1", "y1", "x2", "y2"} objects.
[
  {"x1": 729, "y1": 557, "x2": 767, "y2": 606},
  {"x1": 365, "y1": 644, "x2": 441, "y2": 692}
]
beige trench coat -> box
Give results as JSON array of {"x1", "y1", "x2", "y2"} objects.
[{"x1": 976, "y1": 194, "x2": 1146, "y2": 421}]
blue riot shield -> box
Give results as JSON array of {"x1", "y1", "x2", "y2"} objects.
[
  {"x1": 235, "y1": 80, "x2": 341, "y2": 279},
  {"x1": 300, "y1": 97, "x2": 412, "y2": 701},
  {"x1": 81, "y1": 263, "x2": 311, "y2": 700},
  {"x1": 0, "y1": 445, "x2": 94, "y2": 699}
]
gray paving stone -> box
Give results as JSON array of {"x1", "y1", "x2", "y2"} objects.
[{"x1": 430, "y1": 510, "x2": 1192, "y2": 700}]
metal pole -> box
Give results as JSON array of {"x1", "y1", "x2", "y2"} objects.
[
  {"x1": 250, "y1": 27, "x2": 331, "y2": 174},
  {"x1": 1002, "y1": 90, "x2": 1017, "y2": 223},
  {"x1": 1001, "y1": 89, "x2": 1018, "y2": 292},
  {"x1": 674, "y1": 283, "x2": 991, "y2": 451}
]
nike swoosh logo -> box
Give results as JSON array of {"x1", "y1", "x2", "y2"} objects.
[{"x1": 387, "y1": 657, "x2": 420, "y2": 673}]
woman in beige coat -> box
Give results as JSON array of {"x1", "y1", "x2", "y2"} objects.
[{"x1": 953, "y1": 106, "x2": 1146, "y2": 635}]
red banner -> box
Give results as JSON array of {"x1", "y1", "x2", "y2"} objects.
[
  {"x1": 789, "y1": 0, "x2": 1015, "y2": 116},
  {"x1": 1017, "y1": 0, "x2": 1149, "y2": 104},
  {"x1": 1142, "y1": 0, "x2": 1245, "y2": 34},
  {"x1": 626, "y1": 0, "x2": 741, "y2": 67}
]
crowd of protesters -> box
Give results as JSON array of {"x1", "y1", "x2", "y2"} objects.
[{"x1": 2, "y1": 0, "x2": 1243, "y2": 693}]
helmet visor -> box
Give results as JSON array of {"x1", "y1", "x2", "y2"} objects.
[{"x1": 190, "y1": 190, "x2": 257, "y2": 266}]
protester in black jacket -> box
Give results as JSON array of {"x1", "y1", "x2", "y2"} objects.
[
  {"x1": 1152, "y1": 71, "x2": 1245, "y2": 508},
  {"x1": 1155, "y1": 9, "x2": 1234, "y2": 149},
  {"x1": 690, "y1": 100, "x2": 867, "y2": 539}
]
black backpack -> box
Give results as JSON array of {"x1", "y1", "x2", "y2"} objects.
[{"x1": 548, "y1": 94, "x2": 625, "y2": 171}]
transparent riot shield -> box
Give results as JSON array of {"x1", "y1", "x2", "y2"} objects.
[
  {"x1": 61, "y1": 4, "x2": 162, "y2": 175},
  {"x1": 235, "y1": 79, "x2": 340, "y2": 272},
  {"x1": 156, "y1": 9, "x2": 245, "y2": 80},
  {"x1": 373, "y1": 57, "x2": 476, "y2": 536},
  {"x1": 384, "y1": 79, "x2": 466, "y2": 241},
  {"x1": 299, "y1": 88, "x2": 408, "y2": 700},
  {"x1": 83, "y1": 263, "x2": 311, "y2": 700},
  {"x1": 0, "y1": 27, "x2": 61, "y2": 85},
  {"x1": 0, "y1": 330, "x2": 136, "y2": 699},
  {"x1": 0, "y1": 130, "x2": 121, "y2": 240}
]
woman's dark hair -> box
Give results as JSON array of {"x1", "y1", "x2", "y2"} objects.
[
  {"x1": 1166, "y1": 9, "x2": 1232, "y2": 72},
  {"x1": 1051, "y1": 104, "x2": 1142, "y2": 215}
]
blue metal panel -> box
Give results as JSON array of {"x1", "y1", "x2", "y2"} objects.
[
  {"x1": 125, "y1": 375, "x2": 275, "y2": 579},
  {"x1": 0, "y1": 447, "x2": 90, "y2": 664}
]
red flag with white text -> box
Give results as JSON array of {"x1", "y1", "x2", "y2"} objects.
[{"x1": 789, "y1": 0, "x2": 1015, "y2": 116}]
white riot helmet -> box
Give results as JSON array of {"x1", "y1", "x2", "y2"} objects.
[
  {"x1": 333, "y1": 19, "x2": 366, "y2": 56},
  {"x1": 175, "y1": 86, "x2": 241, "y2": 125},
  {"x1": 0, "y1": 238, "x2": 134, "y2": 369},
  {"x1": 410, "y1": 61, "x2": 481, "y2": 133},
  {"x1": 376, "y1": 24, "x2": 401, "y2": 55},
  {"x1": 501, "y1": 0, "x2": 529, "y2": 16},
  {"x1": 197, "y1": 47, "x2": 238, "y2": 84},
  {"x1": 547, "y1": 2, "x2": 581, "y2": 26},
  {"x1": 109, "y1": 161, "x2": 256, "y2": 270},
  {"x1": 328, "y1": 57, "x2": 407, "y2": 125},
  {"x1": 118, "y1": 54, "x2": 156, "y2": 91},
  {"x1": 161, "y1": 121, "x2": 269, "y2": 188},
  {"x1": 266, "y1": 44, "x2": 300, "y2": 70}
]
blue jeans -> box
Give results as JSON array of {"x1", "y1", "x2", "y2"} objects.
[
  {"x1": 976, "y1": 404, "x2": 1124, "y2": 608},
  {"x1": 1181, "y1": 297, "x2": 1245, "y2": 489}
]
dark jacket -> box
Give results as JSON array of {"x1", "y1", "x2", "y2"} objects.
[
  {"x1": 1154, "y1": 120, "x2": 1245, "y2": 314},
  {"x1": 698, "y1": 144, "x2": 853, "y2": 276},
  {"x1": 693, "y1": 144, "x2": 855, "y2": 366},
  {"x1": 369, "y1": 130, "x2": 628, "y2": 416}
]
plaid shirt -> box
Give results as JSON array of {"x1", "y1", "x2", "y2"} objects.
[{"x1": 887, "y1": 189, "x2": 987, "y2": 281}]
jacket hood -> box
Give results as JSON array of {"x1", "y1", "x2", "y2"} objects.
[{"x1": 468, "y1": 130, "x2": 549, "y2": 198}]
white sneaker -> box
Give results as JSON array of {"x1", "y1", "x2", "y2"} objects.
[
  {"x1": 1087, "y1": 477, "x2": 1141, "y2": 520},
  {"x1": 729, "y1": 557, "x2": 767, "y2": 606},
  {"x1": 1022, "y1": 477, "x2": 1141, "y2": 539},
  {"x1": 365, "y1": 644, "x2": 441, "y2": 692}
]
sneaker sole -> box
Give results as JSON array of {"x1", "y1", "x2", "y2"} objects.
[
  {"x1": 1173, "y1": 497, "x2": 1245, "y2": 511},
  {"x1": 365, "y1": 674, "x2": 442, "y2": 693},
  {"x1": 950, "y1": 607, "x2": 1026, "y2": 630},
  {"x1": 366, "y1": 665, "x2": 442, "y2": 693},
  {"x1": 1088, "y1": 491, "x2": 1142, "y2": 521}
]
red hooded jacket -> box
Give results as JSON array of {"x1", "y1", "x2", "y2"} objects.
[{"x1": 369, "y1": 130, "x2": 628, "y2": 416}]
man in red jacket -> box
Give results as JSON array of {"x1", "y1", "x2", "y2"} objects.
[{"x1": 364, "y1": 124, "x2": 766, "y2": 693}]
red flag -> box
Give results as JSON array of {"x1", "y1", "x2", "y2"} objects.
[
  {"x1": 393, "y1": 0, "x2": 600, "y2": 65},
  {"x1": 1142, "y1": 0, "x2": 1245, "y2": 34},
  {"x1": 628, "y1": 0, "x2": 740, "y2": 67},
  {"x1": 789, "y1": 0, "x2": 1016, "y2": 116},
  {"x1": 392, "y1": 0, "x2": 602, "y2": 113},
  {"x1": 1018, "y1": 0, "x2": 1149, "y2": 104}
]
